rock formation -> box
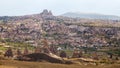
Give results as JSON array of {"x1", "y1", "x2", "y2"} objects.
[{"x1": 40, "y1": 9, "x2": 53, "y2": 16}]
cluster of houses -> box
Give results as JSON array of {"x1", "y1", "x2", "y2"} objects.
[{"x1": 0, "y1": 9, "x2": 120, "y2": 60}]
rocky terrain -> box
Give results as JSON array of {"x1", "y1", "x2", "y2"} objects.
[
  {"x1": 0, "y1": 9, "x2": 120, "y2": 68},
  {"x1": 0, "y1": 9, "x2": 120, "y2": 59},
  {"x1": 0, "y1": 10, "x2": 119, "y2": 45}
]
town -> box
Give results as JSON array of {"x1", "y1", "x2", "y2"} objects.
[{"x1": 0, "y1": 9, "x2": 120, "y2": 68}]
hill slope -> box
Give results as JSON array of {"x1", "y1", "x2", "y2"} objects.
[{"x1": 61, "y1": 12, "x2": 120, "y2": 20}]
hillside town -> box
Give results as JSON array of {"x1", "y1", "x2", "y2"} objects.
[{"x1": 0, "y1": 10, "x2": 120, "y2": 61}]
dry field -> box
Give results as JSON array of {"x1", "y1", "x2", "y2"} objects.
[{"x1": 0, "y1": 59, "x2": 120, "y2": 68}]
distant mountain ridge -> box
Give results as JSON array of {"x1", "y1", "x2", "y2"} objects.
[{"x1": 61, "y1": 12, "x2": 120, "y2": 20}]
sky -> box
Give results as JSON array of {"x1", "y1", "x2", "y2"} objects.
[{"x1": 0, "y1": 0, "x2": 120, "y2": 16}]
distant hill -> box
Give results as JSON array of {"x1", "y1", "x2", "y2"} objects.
[
  {"x1": 0, "y1": 9, "x2": 55, "y2": 23},
  {"x1": 61, "y1": 12, "x2": 120, "y2": 20}
]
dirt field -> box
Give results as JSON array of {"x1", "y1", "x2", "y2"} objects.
[{"x1": 0, "y1": 60, "x2": 120, "y2": 68}]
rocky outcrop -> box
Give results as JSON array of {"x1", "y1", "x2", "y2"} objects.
[
  {"x1": 40, "y1": 9, "x2": 53, "y2": 16},
  {"x1": 40, "y1": 9, "x2": 55, "y2": 20},
  {"x1": 17, "y1": 53, "x2": 73, "y2": 64}
]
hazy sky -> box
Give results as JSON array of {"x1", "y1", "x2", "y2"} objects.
[{"x1": 0, "y1": 0, "x2": 120, "y2": 16}]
